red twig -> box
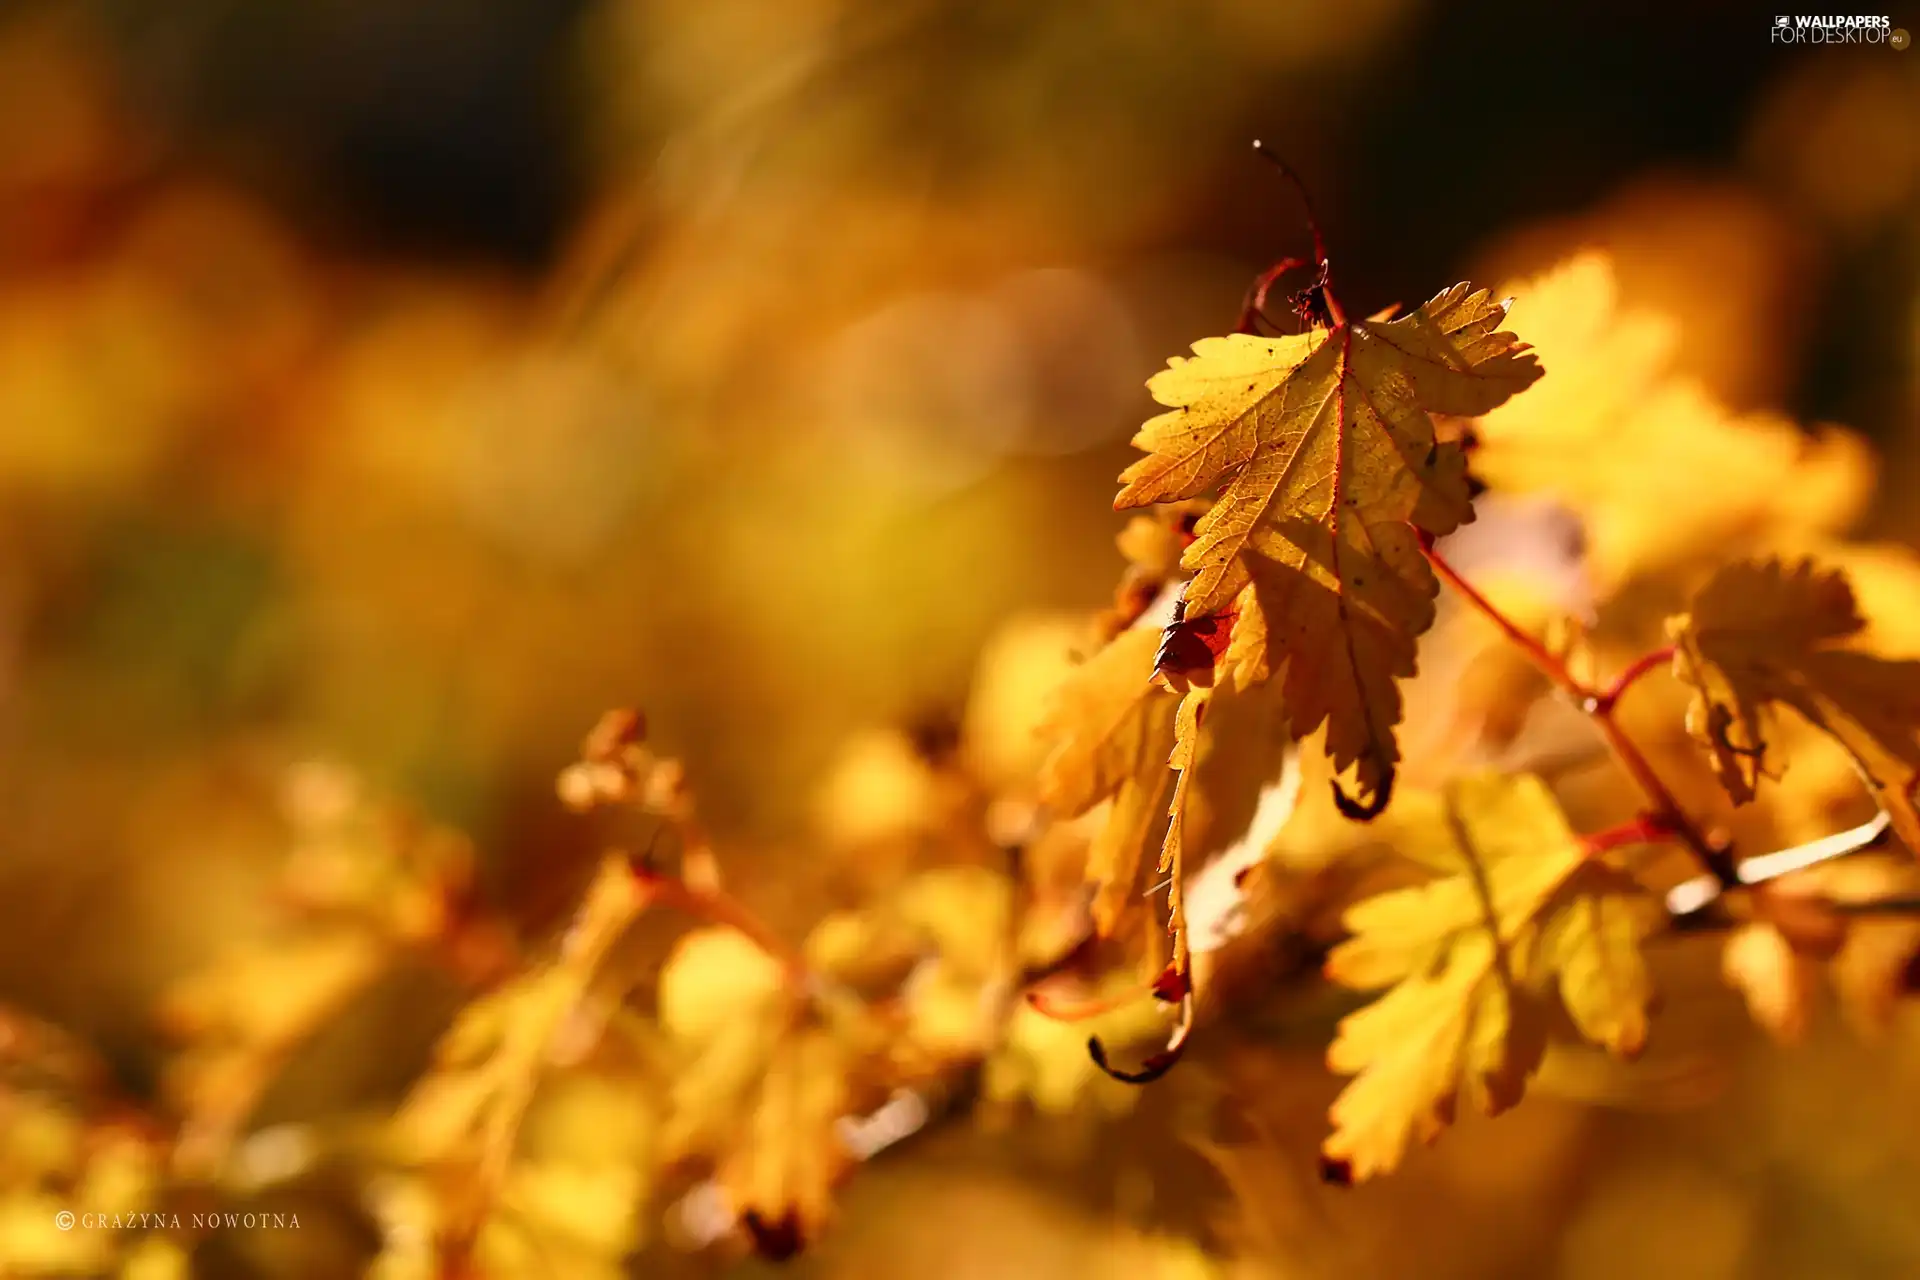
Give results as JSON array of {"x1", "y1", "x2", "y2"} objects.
[
  {"x1": 630, "y1": 863, "x2": 811, "y2": 986},
  {"x1": 1421, "y1": 531, "x2": 1587, "y2": 704},
  {"x1": 1025, "y1": 985, "x2": 1134, "y2": 1022},
  {"x1": 1235, "y1": 256, "x2": 1308, "y2": 335},
  {"x1": 1422, "y1": 537, "x2": 1737, "y2": 889},
  {"x1": 1581, "y1": 812, "x2": 1677, "y2": 858},
  {"x1": 1250, "y1": 141, "x2": 1345, "y2": 329},
  {"x1": 1590, "y1": 645, "x2": 1676, "y2": 716}
]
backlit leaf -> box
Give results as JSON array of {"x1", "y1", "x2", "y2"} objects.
[
  {"x1": 1668, "y1": 557, "x2": 1920, "y2": 852},
  {"x1": 1320, "y1": 774, "x2": 1657, "y2": 1181},
  {"x1": 1115, "y1": 284, "x2": 1541, "y2": 810},
  {"x1": 1038, "y1": 626, "x2": 1179, "y2": 933}
]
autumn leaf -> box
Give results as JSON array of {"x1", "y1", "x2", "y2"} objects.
[
  {"x1": 1668, "y1": 557, "x2": 1920, "y2": 852},
  {"x1": 1722, "y1": 922, "x2": 1814, "y2": 1045},
  {"x1": 1320, "y1": 774, "x2": 1657, "y2": 1182},
  {"x1": 391, "y1": 857, "x2": 648, "y2": 1229},
  {"x1": 1720, "y1": 853, "x2": 1920, "y2": 1042},
  {"x1": 1475, "y1": 253, "x2": 1872, "y2": 587},
  {"x1": 1115, "y1": 284, "x2": 1541, "y2": 811},
  {"x1": 1156, "y1": 680, "x2": 1291, "y2": 975},
  {"x1": 656, "y1": 926, "x2": 892, "y2": 1258},
  {"x1": 1038, "y1": 626, "x2": 1179, "y2": 933}
]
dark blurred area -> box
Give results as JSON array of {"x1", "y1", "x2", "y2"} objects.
[{"x1": 0, "y1": 0, "x2": 1916, "y2": 1275}]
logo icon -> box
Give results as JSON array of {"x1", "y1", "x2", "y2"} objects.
[{"x1": 1775, "y1": 14, "x2": 1790, "y2": 25}]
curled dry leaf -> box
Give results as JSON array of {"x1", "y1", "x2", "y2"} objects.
[
  {"x1": 1114, "y1": 283, "x2": 1542, "y2": 812},
  {"x1": 1667, "y1": 557, "x2": 1920, "y2": 853}
]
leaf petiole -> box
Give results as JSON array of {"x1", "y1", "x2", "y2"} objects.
[{"x1": 1587, "y1": 645, "x2": 1677, "y2": 716}]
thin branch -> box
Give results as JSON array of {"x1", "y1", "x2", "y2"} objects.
[
  {"x1": 1581, "y1": 812, "x2": 1676, "y2": 858},
  {"x1": 1422, "y1": 535, "x2": 1738, "y2": 889},
  {"x1": 1422, "y1": 532, "x2": 1588, "y2": 703},
  {"x1": 1589, "y1": 645, "x2": 1676, "y2": 716},
  {"x1": 1251, "y1": 142, "x2": 1327, "y2": 270},
  {"x1": 630, "y1": 863, "x2": 811, "y2": 987},
  {"x1": 1735, "y1": 810, "x2": 1891, "y2": 886},
  {"x1": 1250, "y1": 141, "x2": 1344, "y2": 328},
  {"x1": 1665, "y1": 810, "x2": 1894, "y2": 921},
  {"x1": 1235, "y1": 256, "x2": 1308, "y2": 335}
]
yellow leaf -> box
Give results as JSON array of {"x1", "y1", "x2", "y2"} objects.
[
  {"x1": 720, "y1": 1027, "x2": 854, "y2": 1256},
  {"x1": 1668, "y1": 557, "x2": 1920, "y2": 851},
  {"x1": 1324, "y1": 930, "x2": 1539, "y2": 1183},
  {"x1": 895, "y1": 866, "x2": 1011, "y2": 978},
  {"x1": 655, "y1": 926, "x2": 895, "y2": 1257},
  {"x1": 1115, "y1": 284, "x2": 1540, "y2": 809},
  {"x1": 389, "y1": 853, "x2": 647, "y2": 1250},
  {"x1": 1477, "y1": 253, "x2": 1873, "y2": 587},
  {"x1": 810, "y1": 730, "x2": 941, "y2": 852},
  {"x1": 961, "y1": 614, "x2": 1088, "y2": 790},
  {"x1": 1157, "y1": 679, "x2": 1290, "y2": 973},
  {"x1": 501, "y1": 1158, "x2": 645, "y2": 1254},
  {"x1": 1538, "y1": 868, "x2": 1658, "y2": 1057},
  {"x1": 159, "y1": 931, "x2": 388, "y2": 1049},
  {"x1": 1721, "y1": 923, "x2": 1813, "y2": 1044},
  {"x1": 657, "y1": 927, "x2": 787, "y2": 1045},
  {"x1": 1115, "y1": 512, "x2": 1192, "y2": 582},
  {"x1": 1718, "y1": 853, "x2": 1920, "y2": 1040},
  {"x1": 1320, "y1": 774, "x2": 1657, "y2": 1181},
  {"x1": 1831, "y1": 916, "x2": 1920, "y2": 1035},
  {"x1": 1037, "y1": 625, "x2": 1179, "y2": 932},
  {"x1": 120, "y1": 1236, "x2": 190, "y2": 1280}
]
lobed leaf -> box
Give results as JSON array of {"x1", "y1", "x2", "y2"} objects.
[
  {"x1": 1320, "y1": 774, "x2": 1657, "y2": 1181},
  {"x1": 1116, "y1": 284, "x2": 1541, "y2": 812}
]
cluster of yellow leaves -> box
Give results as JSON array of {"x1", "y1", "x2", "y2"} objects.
[
  {"x1": 1053, "y1": 281, "x2": 1544, "y2": 990},
  {"x1": 0, "y1": 1012, "x2": 186, "y2": 1280},
  {"x1": 48, "y1": 238, "x2": 1920, "y2": 1272},
  {"x1": 159, "y1": 767, "x2": 496, "y2": 1184},
  {"x1": 652, "y1": 926, "x2": 883, "y2": 1259},
  {"x1": 642, "y1": 850, "x2": 1136, "y2": 1257},
  {"x1": 139, "y1": 663, "x2": 1205, "y2": 1277},
  {"x1": 1472, "y1": 253, "x2": 1873, "y2": 588},
  {"x1": 383, "y1": 856, "x2": 652, "y2": 1276},
  {"x1": 1046, "y1": 244, "x2": 1920, "y2": 1187}
]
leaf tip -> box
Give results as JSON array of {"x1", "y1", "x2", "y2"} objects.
[
  {"x1": 1317, "y1": 1153, "x2": 1355, "y2": 1187},
  {"x1": 1086, "y1": 989, "x2": 1195, "y2": 1084},
  {"x1": 741, "y1": 1210, "x2": 807, "y2": 1262},
  {"x1": 1331, "y1": 766, "x2": 1394, "y2": 822}
]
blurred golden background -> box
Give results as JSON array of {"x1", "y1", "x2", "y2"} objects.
[{"x1": 0, "y1": 0, "x2": 1917, "y2": 1276}]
